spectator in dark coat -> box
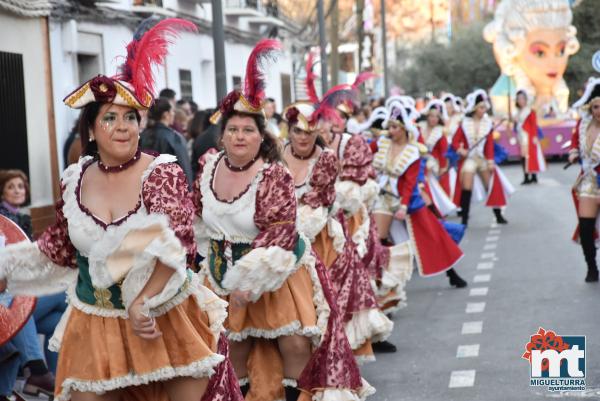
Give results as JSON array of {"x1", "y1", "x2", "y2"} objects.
[
  {"x1": 190, "y1": 109, "x2": 219, "y2": 178},
  {"x1": 139, "y1": 98, "x2": 193, "y2": 187}
]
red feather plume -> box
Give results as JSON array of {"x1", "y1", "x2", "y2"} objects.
[
  {"x1": 305, "y1": 51, "x2": 319, "y2": 104},
  {"x1": 352, "y1": 71, "x2": 378, "y2": 89},
  {"x1": 117, "y1": 18, "x2": 197, "y2": 102},
  {"x1": 310, "y1": 84, "x2": 357, "y2": 125},
  {"x1": 244, "y1": 39, "x2": 283, "y2": 108}
]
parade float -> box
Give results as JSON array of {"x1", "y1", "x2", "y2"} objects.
[{"x1": 483, "y1": 0, "x2": 580, "y2": 159}]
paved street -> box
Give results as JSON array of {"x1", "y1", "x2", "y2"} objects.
[{"x1": 363, "y1": 162, "x2": 600, "y2": 400}]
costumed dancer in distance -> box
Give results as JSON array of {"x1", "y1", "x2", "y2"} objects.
[
  {"x1": 283, "y1": 67, "x2": 394, "y2": 365},
  {"x1": 442, "y1": 94, "x2": 464, "y2": 201},
  {"x1": 371, "y1": 104, "x2": 467, "y2": 288},
  {"x1": 451, "y1": 89, "x2": 514, "y2": 227},
  {"x1": 515, "y1": 89, "x2": 546, "y2": 184},
  {"x1": 194, "y1": 40, "x2": 372, "y2": 401},
  {"x1": 417, "y1": 100, "x2": 456, "y2": 216},
  {"x1": 568, "y1": 77, "x2": 600, "y2": 283},
  {"x1": 0, "y1": 18, "x2": 242, "y2": 401}
]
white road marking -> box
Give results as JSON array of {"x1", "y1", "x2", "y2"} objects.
[
  {"x1": 473, "y1": 274, "x2": 491, "y2": 283},
  {"x1": 483, "y1": 243, "x2": 497, "y2": 251},
  {"x1": 449, "y1": 370, "x2": 476, "y2": 388},
  {"x1": 466, "y1": 302, "x2": 486, "y2": 313},
  {"x1": 486, "y1": 236, "x2": 499, "y2": 242},
  {"x1": 481, "y1": 252, "x2": 496, "y2": 259},
  {"x1": 461, "y1": 321, "x2": 483, "y2": 334},
  {"x1": 488, "y1": 229, "x2": 501, "y2": 235},
  {"x1": 456, "y1": 344, "x2": 480, "y2": 358},
  {"x1": 477, "y1": 262, "x2": 494, "y2": 270},
  {"x1": 469, "y1": 287, "x2": 489, "y2": 296}
]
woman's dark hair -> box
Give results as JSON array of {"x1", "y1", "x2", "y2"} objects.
[
  {"x1": 287, "y1": 120, "x2": 327, "y2": 148},
  {"x1": 515, "y1": 90, "x2": 528, "y2": 109},
  {"x1": 78, "y1": 102, "x2": 141, "y2": 156},
  {"x1": 147, "y1": 97, "x2": 173, "y2": 128},
  {"x1": 417, "y1": 109, "x2": 444, "y2": 126},
  {"x1": 220, "y1": 111, "x2": 282, "y2": 163},
  {"x1": 188, "y1": 110, "x2": 211, "y2": 140},
  {"x1": 0, "y1": 169, "x2": 30, "y2": 206}
]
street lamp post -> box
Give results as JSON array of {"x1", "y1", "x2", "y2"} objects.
[
  {"x1": 212, "y1": 0, "x2": 228, "y2": 103},
  {"x1": 380, "y1": 0, "x2": 389, "y2": 97},
  {"x1": 317, "y1": 0, "x2": 329, "y2": 93}
]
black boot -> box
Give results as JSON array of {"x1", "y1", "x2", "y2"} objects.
[
  {"x1": 372, "y1": 340, "x2": 397, "y2": 353},
  {"x1": 446, "y1": 268, "x2": 467, "y2": 288},
  {"x1": 460, "y1": 190, "x2": 472, "y2": 227},
  {"x1": 284, "y1": 385, "x2": 300, "y2": 401},
  {"x1": 521, "y1": 174, "x2": 531, "y2": 185},
  {"x1": 493, "y1": 208, "x2": 508, "y2": 224},
  {"x1": 531, "y1": 174, "x2": 538, "y2": 184},
  {"x1": 580, "y1": 217, "x2": 599, "y2": 282},
  {"x1": 240, "y1": 383, "x2": 250, "y2": 397},
  {"x1": 520, "y1": 158, "x2": 531, "y2": 185}
]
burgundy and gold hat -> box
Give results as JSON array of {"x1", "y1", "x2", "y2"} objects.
[
  {"x1": 63, "y1": 18, "x2": 197, "y2": 110},
  {"x1": 285, "y1": 51, "x2": 358, "y2": 130},
  {"x1": 210, "y1": 39, "x2": 283, "y2": 124}
]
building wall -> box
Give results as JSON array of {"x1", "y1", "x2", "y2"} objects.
[{"x1": 0, "y1": 13, "x2": 54, "y2": 207}]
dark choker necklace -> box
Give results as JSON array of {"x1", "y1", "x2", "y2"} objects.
[
  {"x1": 224, "y1": 154, "x2": 259, "y2": 172},
  {"x1": 97, "y1": 149, "x2": 141, "y2": 173},
  {"x1": 291, "y1": 145, "x2": 316, "y2": 160}
]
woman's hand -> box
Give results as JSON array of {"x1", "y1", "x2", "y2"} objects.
[
  {"x1": 128, "y1": 301, "x2": 162, "y2": 340},
  {"x1": 394, "y1": 207, "x2": 407, "y2": 221},
  {"x1": 457, "y1": 147, "x2": 468, "y2": 157},
  {"x1": 230, "y1": 290, "x2": 251, "y2": 308}
]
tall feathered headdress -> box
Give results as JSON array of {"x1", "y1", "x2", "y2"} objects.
[
  {"x1": 337, "y1": 71, "x2": 377, "y2": 115},
  {"x1": 64, "y1": 17, "x2": 197, "y2": 110},
  {"x1": 305, "y1": 51, "x2": 320, "y2": 104},
  {"x1": 211, "y1": 39, "x2": 283, "y2": 124}
]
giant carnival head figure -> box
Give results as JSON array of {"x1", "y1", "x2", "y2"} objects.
[{"x1": 484, "y1": 0, "x2": 579, "y2": 118}]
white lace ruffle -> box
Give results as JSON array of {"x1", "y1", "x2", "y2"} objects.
[
  {"x1": 351, "y1": 205, "x2": 370, "y2": 258},
  {"x1": 334, "y1": 180, "x2": 363, "y2": 216},
  {"x1": 360, "y1": 179, "x2": 380, "y2": 211},
  {"x1": 355, "y1": 354, "x2": 376, "y2": 365},
  {"x1": 345, "y1": 308, "x2": 394, "y2": 350},
  {"x1": 304, "y1": 253, "x2": 331, "y2": 347},
  {"x1": 380, "y1": 242, "x2": 413, "y2": 293},
  {"x1": 221, "y1": 233, "x2": 315, "y2": 303},
  {"x1": 200, "y1": 152, "x2": 269, "y2": 216},
  {"x1": 296, "y1": 205, "x2": 328, "y2": 242},
  {"x1": 327, "y1": 218, "x2": 346, "y2": 254},
  {"x1": 313, "y1": 378, "x2": 376, "y2": 401},
  {"x1": 86, "y1": 213, "x2": 188, "y2": 311},
  {"x1": 55, "y1": 353, "x2": 225, "y2": 401},
  {"x1": 0, "y1": 241, "x2": 78, "y2": 296},
  {"x1": 227, "y1": 320, "x2": 321, "y2": 342}
]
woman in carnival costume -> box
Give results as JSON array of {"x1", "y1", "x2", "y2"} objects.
[
  {"x1": 417, "y1": 100, "x2": 456, "y2": 216},
  {"x1": 514, "y1": 89, "x2": 546, "y2": 184},
  {"x1": 194, "y1": 40, "x2": 373, "y2": 401},
  {"x1": 0, "y1": 18, "x2": 242, "y2": 401},
  {"x1": 284, "y1": 57, "x2": 394, "y2": 364},
  {"x1": 370, "y1": 104, "x2": 467, "y2": 288},
  {"x1": 568, "y1": 77, "x2": 600, "y2": 283},
  {"x1": 451, "y1": 89, "x2": 514, "y2": 227}
]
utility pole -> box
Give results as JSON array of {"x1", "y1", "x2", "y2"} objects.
[
  {"x1": 212, "y1": 0, "x2": 227, "y2": 103},
  {"x1": 330, "y1": 0, "x2": 339, "y2": 86},
  {"x1": 357, "y1": 0, "x2": 364, "y2": 72},
  {"x1": 317, "y1": 0, "x2": 329, "y2": 93},
  {"x1": 380, "y1": 0, "x2": 389, "y2": 97}
]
